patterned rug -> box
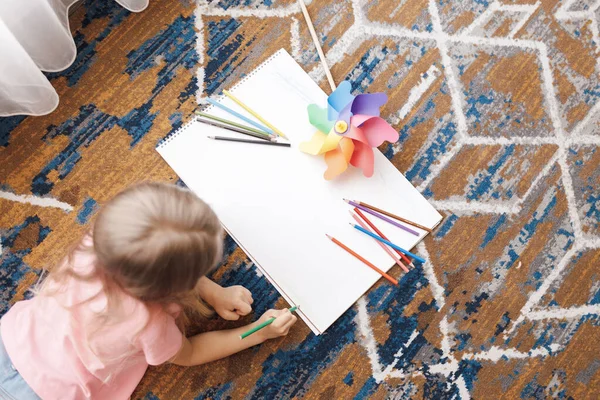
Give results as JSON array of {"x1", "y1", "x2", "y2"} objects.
[{"x1": 1, "y1": 0, "x2": 600, "y2": 398}]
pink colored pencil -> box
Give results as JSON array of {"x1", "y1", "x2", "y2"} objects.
[
  {"x1": 350, "y1": 211, "x2": 410, "y2": 273},
  {"x1": 354, "y1": 207, "x2": 414, "y2": 268}
]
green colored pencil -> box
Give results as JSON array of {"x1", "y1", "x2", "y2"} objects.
[
  {"x1": 240, "y1": 306, "x2": 299, "y2": 339},
  {"x1": 195, "y1": 111, "x2": 273, "y2": 139}
]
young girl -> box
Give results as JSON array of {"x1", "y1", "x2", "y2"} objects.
[{"x1": 0, "y1": 182, "x2": 297, "y2": 399}]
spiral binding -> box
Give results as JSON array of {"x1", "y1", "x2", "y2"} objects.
[
  {"x1": 156, "y1": 49, "x2": 286, "y2": 149},
  {"x1": 156, "y1": 121, "x2": 190, "y2": 148}
]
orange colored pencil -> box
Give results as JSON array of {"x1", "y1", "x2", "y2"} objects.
[
  {"x1": 357, "y1": 201, "x2": 432, "y2": 233},
  {"x1": 326, "y1": 234, "x2": 398, "y2": 285},
  {"x1": 354, "y1": 207, "x2": 414, "y2": 268},
  {"x1": 350, "y1": 211, "x2": 410, "y2": 273}
]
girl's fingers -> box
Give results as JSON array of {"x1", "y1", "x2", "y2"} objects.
[
  {"x1": 241, "y1": 286, "x2": 252, "y2": 296},
  {"x1": 280, "y1": 315, "x2": 297, "y2": 332},
  {"x1": 244, "y1": 291, "x2": 254, "y2": 305},
  {"x1": 271, "y1": 311, "x2": 292, "y2": 329},
  {"x1": 235, "y1": 301, "x2": 252, "y2": 315},
  {"x1": 221, "y1": 310, "x2": 240, "y2": 321},
  {"x1": 263, "y1": 309, "x2": 282, "y2": 320}
]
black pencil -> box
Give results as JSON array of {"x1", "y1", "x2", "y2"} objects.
[
  {"x1": 196, "y1": 116, "x2": 274, "y2": 142},
  {"x1": 208, "y1": 136, "x2": 291, "y2": 147}
]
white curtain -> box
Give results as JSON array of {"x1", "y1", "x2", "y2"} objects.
[{"x1": 0, "y1": 0, "x2": 149, "y2": 117}]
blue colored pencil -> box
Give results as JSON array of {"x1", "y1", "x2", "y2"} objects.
[
  {"x1": 206, "y1": 98, "x2": 274, "y2": 135},
  {"x1": 350, "y1": 223, "x2": 426, "y2": 264}
]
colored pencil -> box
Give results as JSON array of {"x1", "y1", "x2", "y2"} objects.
[
  {"x1": 297, "y1": 0, "x2": 336, "y2": 92},
  {"x1": 350, "y1": 211, "x2": 410, "y2": 273},
  {"x1": 222, "y1": 90, "x2": 288, "y2": 139},
  {"x1": 343, "y1": 199, "x2": 419, "y2": 236},
  {"x1": 196, "y1": 115, "x2": 274, "y2": 142},
  {"x1": 326, "y1": 234, "x2": 398, "y2": 285},
  {"x1": 208, "y1": 136, "x2": 291, "y2": 147},
  {"x1": 350, "y1": 223, "x2": 426, "y2": 264},
  {"x1": 355, "y1": 200, "x2": 432, "y2": 233},
  {"x1": 354, "y1": 207, "x2": 414, "y2": 268},
  {"x1": 195, "y1": 111, "x2": 274, "y2": 138},
  {"x1": 206, "y1": 98, "x2": 274, "y2": 135},
  {"x1": 240, "y1": 305, "x2": 299, "y2": 339}
]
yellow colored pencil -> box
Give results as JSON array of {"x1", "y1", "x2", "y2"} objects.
[{"x1": 222, "y1": 90, "x2": 288, "y2": 139}]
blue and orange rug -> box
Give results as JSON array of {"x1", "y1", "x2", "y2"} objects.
[{"x1": 1, "y1": 0, "x2": 600, "y2": 398}]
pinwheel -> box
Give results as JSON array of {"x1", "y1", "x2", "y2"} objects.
[{"x1": 299, "y1": 81, "x2": 399, "y2": 180}]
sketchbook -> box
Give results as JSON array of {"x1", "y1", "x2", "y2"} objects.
[{"x1": 156, "y1": 49, "x2": 442, "y2": 334}]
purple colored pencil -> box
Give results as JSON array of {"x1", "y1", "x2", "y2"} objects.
[{"x1": 345, "y1": 199, "x2": 420, "y2": 236}]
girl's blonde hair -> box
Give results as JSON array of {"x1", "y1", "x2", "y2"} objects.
[{"x1": 40, "y1": 182, "x2": 223, "y2": 333}]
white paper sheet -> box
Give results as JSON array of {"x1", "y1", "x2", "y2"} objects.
[{"x1": 157, "y1": 49, "x2": 442, "y2": 334}]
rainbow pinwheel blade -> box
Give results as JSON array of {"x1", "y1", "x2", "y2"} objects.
[
  {"x1": 324, "y1": 138, "x2": 354, "y2": 180},
  {"x1": 351, "y1": 93, "x2": 387, "y2": 117},
  {"x1": 327, "y1": 81, "x2": 354, "y2": 120},
  {"x1": 307, "y1": 104, "x2": 334, "y2": 134},
  {"x1": 300, "y1": 80, "x2": 399, "y2": 180}
]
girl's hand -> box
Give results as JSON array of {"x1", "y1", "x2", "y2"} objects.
[
  {"x1": 256, "y1": 309, "x2": 297, "y2": 341},
  {"x1": 211, "y1": 285, "x2": 254, "y2": 320},
  {"x1": 170, "y1": 307, "x2": 299, "y2": 366}
]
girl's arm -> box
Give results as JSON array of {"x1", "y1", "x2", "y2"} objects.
[
  {"x1": 170, "y1": 309, "x2": 296, "y2": 366},
  {"x1": 195, "y1": 276, "x2": 222, "y2": 302}
]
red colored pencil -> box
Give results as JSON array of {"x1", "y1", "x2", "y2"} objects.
[
  {"x1": 354, "y1": 207, "x2": 414, "y2": 268},
  {"x1": 326, "y1": 234, "x2": 398, "y2": 285},
  {"x1": 350, "y1": 211, "x2": 410, "y2": 273}
]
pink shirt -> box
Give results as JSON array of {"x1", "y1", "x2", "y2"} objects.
[{"x1": 0, "y1": 238, "x2": 183, "y2": 400}]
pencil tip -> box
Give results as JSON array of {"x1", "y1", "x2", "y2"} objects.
[
  {"x1": 207, "y1": 136, "x2": 215, "y2": 139},
  {"x1": 342, "y1": 198, "x2": 350, "y2": 203},
  {"x1": 325, "y1": 234, "x2": 332, "y2": 239}
]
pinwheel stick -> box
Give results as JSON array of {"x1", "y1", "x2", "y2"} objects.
[{"x1": 297, "y1": 0, "x2": 336, "y2": 92}]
